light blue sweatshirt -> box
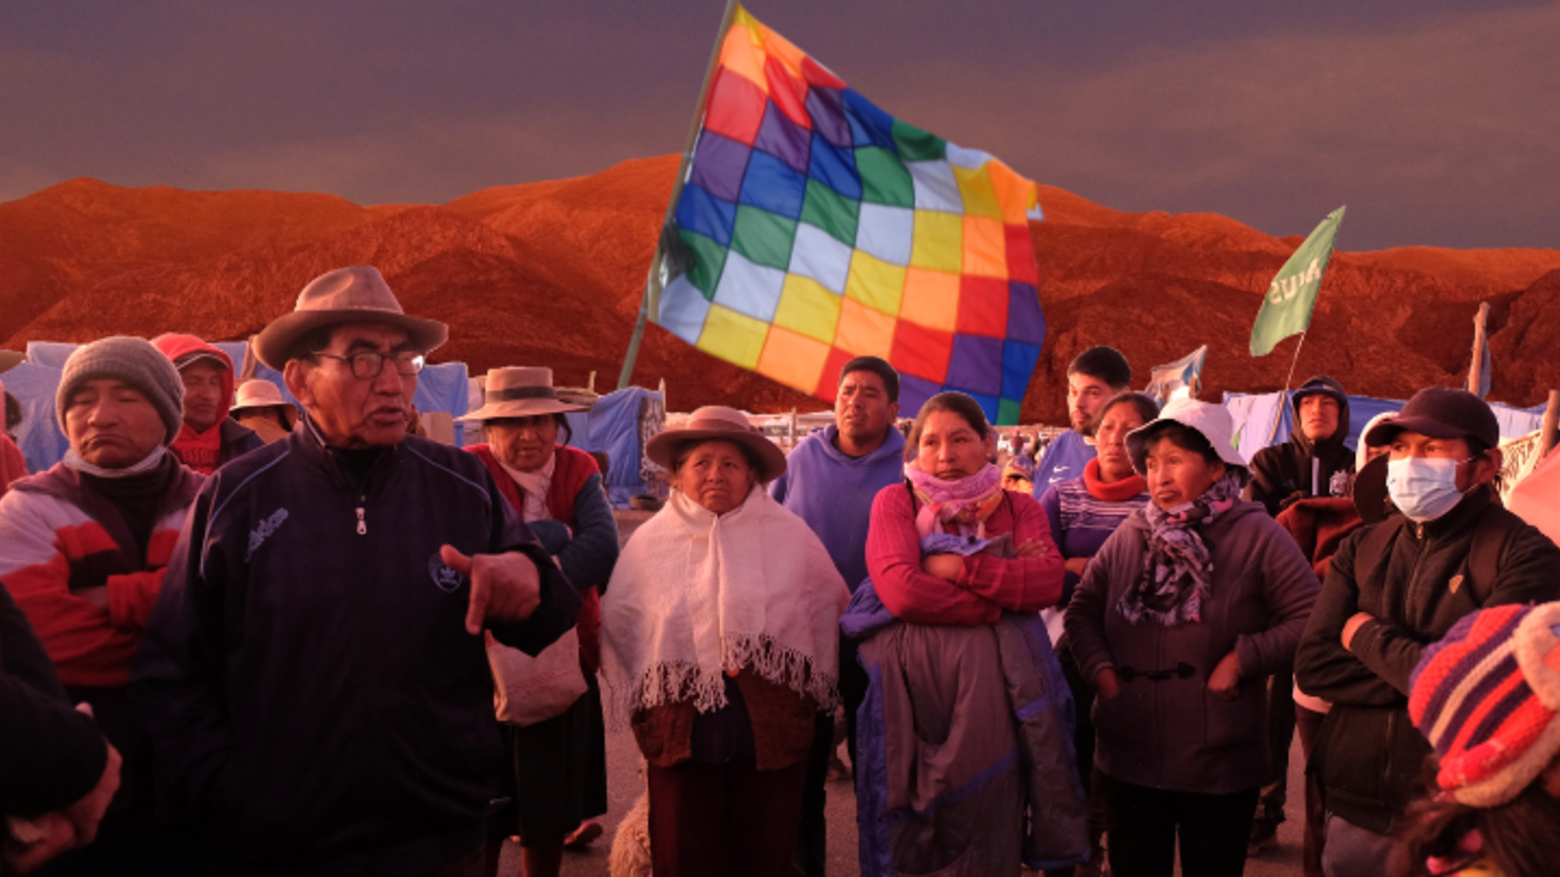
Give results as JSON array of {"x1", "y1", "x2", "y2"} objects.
[{"x1": 770, "y1": 424, "x2": 906, "y2": 592}]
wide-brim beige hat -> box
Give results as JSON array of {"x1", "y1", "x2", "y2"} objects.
[
  {"x1": 255, "y1": 266, "x2": 448, "y2": 370},
  {"x1": 231, "y1": 378, "x2": 299, "y2": 429},
  {"x1": 1127, "y1": 396, "x2": 1247, "y2": 475},
  {"x1": 645, "y1": 405, "x2": 787, "y2": 484},
  {"x1": 457, "y1": 367, "x2": 589, "y2": 422}
]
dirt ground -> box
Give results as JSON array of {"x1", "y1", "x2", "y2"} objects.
[{"x1": 494, "y1": 509, "x2": 1308, "y2": 877}]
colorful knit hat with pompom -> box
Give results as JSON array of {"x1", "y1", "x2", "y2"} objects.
[{"x1": 1409, "y1": 602, "x2": 1560, "y2": 807}]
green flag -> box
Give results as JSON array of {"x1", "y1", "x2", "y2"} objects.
[{"x1": 1250, "y1": 206, "x2": 1346, "y2": 356}]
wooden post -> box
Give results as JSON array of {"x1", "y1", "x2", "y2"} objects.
[
  {"x1": 1542, "y1": 390, "x2": 1559, "y2": 459},
  {"x1": 1468, "y1": 302, "x2": 1490, "y2": 396}
]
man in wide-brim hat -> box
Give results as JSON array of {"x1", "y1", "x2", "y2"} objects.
[
  {"x1": 461, "y1": 366, "x2": 589, "y2": 424},
  {"x1": 229, "y1": 378, "x2": 298, "y2": 445},
  {"x1": 131, "y1": 266, "x2": 582, "y2": 876},
  {"x1": 460, "y1": 368, "x2": 621, "y2": 865}
]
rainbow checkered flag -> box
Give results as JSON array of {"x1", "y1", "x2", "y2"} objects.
[{"x1": 646, "y1": 4, "x2": 1046, "y2": 424}]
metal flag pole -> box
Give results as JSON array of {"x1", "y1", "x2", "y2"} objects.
[
  {"x1": 1266, "y1": 330, "x2": 1308, "y2": 445},
  {"x1": 617, "y1": 0, "x2": 739, "y2": 390}
]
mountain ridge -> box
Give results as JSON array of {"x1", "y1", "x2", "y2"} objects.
[{"x1": 4, "y1": 155, "x2": 1557, "y2": 423}]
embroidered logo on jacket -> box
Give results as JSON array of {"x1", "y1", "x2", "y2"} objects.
[
  {"x1": 245, "y1": 508, "x2": 289, "y2": 562},
  {"x1": 428, "y1": 553, "x2": 465, "y2": 593}
]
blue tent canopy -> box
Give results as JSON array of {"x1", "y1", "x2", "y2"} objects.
[
  {"x1": 6, "y1": 341, "x2": 470, "y2": 473},
  {"x1": 6, "y1": 361, "x2": 68, "y2": 474},
  {"x1": 1224, "y1": 389, "x2": 1546, "y2": 464},
  {"x1": 582, "y1": 387, "x2": 666, "y2": 508}
]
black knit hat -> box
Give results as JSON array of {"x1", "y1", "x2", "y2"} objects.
[
  {"x1": 1363, "y1": 386, "x2": 1499, "y2": 450},
  {"x1": 1291, "y1": 375, "x2": 1347, "y2": 412},
  {"x1": 56, "y1": 337, "x2": 185, "y2": 446}
]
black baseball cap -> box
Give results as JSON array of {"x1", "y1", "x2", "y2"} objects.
[{"x1": 1363, "y1": 386, "x2": 1499, "y2": 449}]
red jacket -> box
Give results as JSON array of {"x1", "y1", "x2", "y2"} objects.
[
  {"x1": 468, "y1": 443, "x2": 604, "y2": 673},
  {"x1": 0, "y1": 434, "x2": 26, "y2": 497},
  {"x1": 0, "y1": 457, "x2": 203, "y2": 686},
  {"x1": 867, "y1": 483, "x2": 1066, "y2": 626},
  {"x1": 152, "y1": 334, "x2": 262, "y2": 473}
]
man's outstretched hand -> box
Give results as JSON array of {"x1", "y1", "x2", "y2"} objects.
[{"x1": 440, "y1": 546, "x2": 542, "y2": 635}]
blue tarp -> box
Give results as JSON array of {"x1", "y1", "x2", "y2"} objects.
[
  {"x1": 1145, "y1": 345, "x2": 1207, "y2": 406},
  {"x1": 584, "y1": 387, "x2": 665, "y2": 508},
  {"x1": 27, "y1": 340, "x2": 249, "y2": 373},
  {"x1": 1225, "y1": 390, "x2": 1547, "y2": 464},
  {"x1": 5, "y1": 343, "x2": 470, "y2": 472},
  {"x1": 6, "y1": 361, "x2": 69, "y2": 474}
]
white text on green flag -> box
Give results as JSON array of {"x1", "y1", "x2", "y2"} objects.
[{"x1": 1249, "y1": 206, "x2": 1346, "y2": 357}]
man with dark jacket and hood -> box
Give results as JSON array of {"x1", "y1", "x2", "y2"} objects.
[
  {"x1": 1246, "y1": 376, "x2": 1355, "y2": 516},
  {"x1": 131, "y1": 267, "x2": 580, "y2": 877},
  {"x1": 1295, "y1": 387, "x2": 1560, "y2": 877},
  {"x1": 1245, "y1": 376, "x2": 1357, "y2": 853},
  {"x1": 152, "y1": 334, "x2": 262, "y2": 474}
]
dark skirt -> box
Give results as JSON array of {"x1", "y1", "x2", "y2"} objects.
[{"x1": 491, "y1": 676, "x2": 609, "y2": 846}]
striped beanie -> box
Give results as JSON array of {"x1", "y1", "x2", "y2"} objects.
[{"x1": 1409, "y1": 602, "x2": 1560, "y2": 807}]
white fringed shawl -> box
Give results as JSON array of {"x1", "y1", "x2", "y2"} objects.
[{"x1": 600, "y1": 483, "x2": 848, "y2": 720}]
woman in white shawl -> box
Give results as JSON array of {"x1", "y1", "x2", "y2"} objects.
[{"x1": 601, "y1": 406, "x2": 848, "y2": 877}]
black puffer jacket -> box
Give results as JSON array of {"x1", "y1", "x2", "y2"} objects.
[
  {"x1": 1294, "y1": 490, "x2": 1560, "y2": 833},
  {"x1": 1247, "y1": 375, "x2": 1354, "y2": 516},
  {"x1": 217, "y1": 417, "x2": 264, "y2": 468},
  {"x1": 0, "y1": 586, "x2": 106, "y2": 819}
]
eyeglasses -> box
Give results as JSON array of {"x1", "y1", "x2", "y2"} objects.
[
  {"x1": 1115, "y1": 662, "x2": 1196, "y2": 683},
  {"x1": 311, "y1": 350, "x2": 425, "y2": 380}
]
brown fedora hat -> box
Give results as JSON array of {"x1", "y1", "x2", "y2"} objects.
[
  {"x1": 254, "y1": 266, "x2": 448, "y2": 370},
  {"x1": 457, "y1": 367, "x2": 589, "y2": 422},
  {"x1": 645, "y1": 405, "x2": 787, "y2": 484}
]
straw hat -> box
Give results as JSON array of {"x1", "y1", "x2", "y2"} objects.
[
  {"x1": 645, "y1": 405, "x2": 787, "y2": 483},
  {"x1": 1126, "y1": 396, "x2": 1247, "y2": 475},
  {"x1": 457, "y1": 367, "x2": 588, "y2": 422},
  {"x1": 254, "y1": 266, "x2": 448, "y2": 370},
  {"x1": 231, "y1": 379, "x2": 298, "y2": 429}
]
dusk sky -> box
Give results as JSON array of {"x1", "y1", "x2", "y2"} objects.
[{"x1": 3, "y1": 1, "x2": 1556, "y2": 251}]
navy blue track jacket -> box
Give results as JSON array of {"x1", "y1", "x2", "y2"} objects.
[{"x1": 130, "y1": 422, "x2": 580, "y2": 872}]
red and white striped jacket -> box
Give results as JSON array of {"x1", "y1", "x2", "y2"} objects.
[{"x1": 0, "y1": 457, "x2": 204, "y2": 687}]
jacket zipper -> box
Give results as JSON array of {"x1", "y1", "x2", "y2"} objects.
[
  {"x1": 356, "y1": 497, "x2": 367, "y2": 536},
  {"x1": 1403, "y1": 523, "x2": 1428, "y2": 621}
]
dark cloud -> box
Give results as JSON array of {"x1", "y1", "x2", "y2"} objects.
[{"x1": 1, "y1": 0, "x2": 1555, "y2": 249}]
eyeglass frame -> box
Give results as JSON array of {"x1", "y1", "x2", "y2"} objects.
[{"x1": 309, "y1": 349, "x2": 427, "y2": 380}]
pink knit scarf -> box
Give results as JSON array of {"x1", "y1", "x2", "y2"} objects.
[{"x1": 903, "y1": 461, "x2": 1005, "y2": 539}]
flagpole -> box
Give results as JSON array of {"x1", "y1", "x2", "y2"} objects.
[
  {"x1": 617, "y1": 0, "x2": 739, "y2": 390},
  {"x1": 1266, "y1": 330, "x2": 1308, "y2": 445}
]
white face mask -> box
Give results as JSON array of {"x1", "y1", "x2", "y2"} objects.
[{"x1": 1386, "y1": 456, "x2": 1473, "y2": 523}]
